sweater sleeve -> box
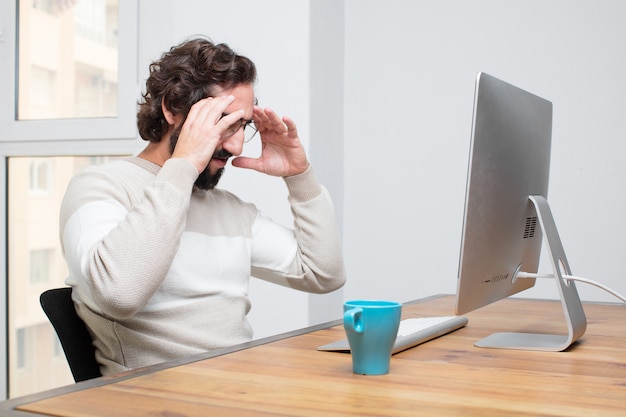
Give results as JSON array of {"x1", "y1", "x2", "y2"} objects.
[
  {"x1": 61, "y1": 158, "x2": 198, "y2": 319},
  {"x1": 250, "y1": 166, "x2": 347, "y2": 293}
]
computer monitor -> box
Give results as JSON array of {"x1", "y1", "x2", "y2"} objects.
[{"x1": 454, "y1": 73, "x2": 586, "y2": 351}]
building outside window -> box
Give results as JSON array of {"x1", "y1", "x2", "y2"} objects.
[
  {"x1": 8, "y1": 155, "x2": 124, "y2": 397},
  {"x1": 2, "y1": 0, "x2": 138, "y2": 398},
  {"x1": 18, "y1": 0, "x2": 119, "y2": 121}
]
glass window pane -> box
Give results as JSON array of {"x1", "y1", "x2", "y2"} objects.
[
  {"x1": 17, "y1": 0, "x2": 119, "y2": 121},
  {"x1": 29, "y1": 249, "x2": 54, "y2": 285},
  {"x1": 7, "y1": 155, "x2": 126, "y2": 398}
]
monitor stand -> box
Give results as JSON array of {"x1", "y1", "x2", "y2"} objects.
[{"x1": 474, "y1": 195, "x2": 587, "y2": 351}]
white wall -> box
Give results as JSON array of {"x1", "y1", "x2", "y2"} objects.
[{"x1": 342, "y1": 0, "x2": 626, "y2": 305}]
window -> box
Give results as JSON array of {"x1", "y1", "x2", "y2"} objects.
[
  {"x1": 29, "y1": 66, "x2": 55, "y2": 109},
  {"x1": 53, "y1": 336, "x2": 63, "y2": 359},
  {"x1": 15, "y1": 329, "x2": 26, "y2": 370},
  {"x1": 32, "y1": 0, "x2": 56, "y2": 14},
  {"x1": 28, "y1": 159, "x2": 54, "y2": 194},
  {"x1": 18, "y1": 0, "x2": 119, "y2": 121},
  {"x1": 0, "y1": 0, "x2": 138, "y2": 142},
  {"x1": 29, "y1": 249, "x2": 53, "y2": 285},
  {"x1": 0, "y1": 0, "x2": 139, "y2": 399},
  {"x1": 8, "y1": 155, "x2": 126, "y2": 398}
]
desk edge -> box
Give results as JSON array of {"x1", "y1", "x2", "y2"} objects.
[{"x1": 0, "y1": 294, "x2": 450, "y2": 415}]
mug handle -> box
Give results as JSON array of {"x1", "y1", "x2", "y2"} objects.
[{"x1": 344, "y1": 307, "x2": 364, "y2": 334}]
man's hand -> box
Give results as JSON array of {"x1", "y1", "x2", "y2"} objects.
[
  {"x1": 231, "y1": 107, "x2": 310, "y2": 177},
  {"x1": 171, "y1": 95, "x2": 243, "y2": 174}
]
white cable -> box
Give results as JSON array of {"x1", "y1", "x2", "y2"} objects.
[{"x1": 517, "y1": 272, "x2": 626, "y2": 303}]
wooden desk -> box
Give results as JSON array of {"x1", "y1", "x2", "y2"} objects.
[{"x1": 2, "y1": 295, "x2": 625, "y2": 416}]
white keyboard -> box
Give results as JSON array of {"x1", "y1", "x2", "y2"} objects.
[
  {"x1": 317, "y1": 315, "x2": 468, "y2": 354},
  {"x1": 393, "y1": 316, "x2": 468, "y2": 353}
]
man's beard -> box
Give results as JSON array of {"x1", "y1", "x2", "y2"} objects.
[{"x1": 169, "y1": 126, "x2": 231, "y2": 190}]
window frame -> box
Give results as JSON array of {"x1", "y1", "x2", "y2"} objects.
[
  {"x1": 1, "y1": 141, "x2": 141, "y2": 400},
  {"x1": 0, "y1": 0, "x2": 141, "y2": 399},
  {"x1": 0, "y1": 0, "x2": 139, "y2": 142}
]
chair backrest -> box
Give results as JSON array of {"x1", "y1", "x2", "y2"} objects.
[{"x1": 40, "y1": 287, "x2": 101, "y2": 382}]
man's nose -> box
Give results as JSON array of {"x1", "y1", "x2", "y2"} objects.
[{"x1": 221, "y1": 128, "x2": 244, "y2": 156}]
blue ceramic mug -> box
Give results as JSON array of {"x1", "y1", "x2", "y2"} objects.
[{"x1": 343, "y1": 300, "x2": 402, "y2": 375}]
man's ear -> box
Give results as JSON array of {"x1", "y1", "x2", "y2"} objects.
[{"x1": 161, "y1": 100, "x2": 177, "y2": 125}]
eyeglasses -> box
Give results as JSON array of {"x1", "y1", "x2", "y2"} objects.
[{"x1": 221, "y1": 113, "x2": 258, "y2": 143}]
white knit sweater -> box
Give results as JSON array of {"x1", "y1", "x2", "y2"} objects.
[{"x1": 60, "y1": 156, "x2": 346, "y2": 375}]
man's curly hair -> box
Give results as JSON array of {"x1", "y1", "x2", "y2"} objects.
[{"x1": 137, "y1": 37, "x2": 257, "y2": 143}]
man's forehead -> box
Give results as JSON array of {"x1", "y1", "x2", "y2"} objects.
[{"x1": 222, "y1": 84, "x2": 256, "y2": 116}]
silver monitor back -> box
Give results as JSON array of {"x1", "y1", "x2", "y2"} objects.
[
  {"x1": 455, "y1": 73, "x2": 586, "y2": 351},
  {"x1": 455, "y1": 72, "x2": 552, "y2": 315}
]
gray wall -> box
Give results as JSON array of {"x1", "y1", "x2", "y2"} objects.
[{"x1": 343, "y1": 0, "x2": 626, "y2": 305}]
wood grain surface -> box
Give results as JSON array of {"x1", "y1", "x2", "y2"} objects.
[{"x1": 7, "y1": 295, "x2": 626, "y2": 417}]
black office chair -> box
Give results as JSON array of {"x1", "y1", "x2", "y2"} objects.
[{"x1": 40, "y1": 287, "x2": 102, "y2": 382}]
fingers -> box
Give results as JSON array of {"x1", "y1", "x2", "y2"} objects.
[
  {"x1": 230, "y1": 155, "x2": 259, "y2": 171},
  {"x1": 185, "y1": 95, "x2": 240, "y2": 134},
  {"x1": 236, "y1": 106, "x2": 308, "y2": 177},
  {"x1": 254, "y1": 107, "x2": 288, "y2": 134},
  {"x1": 171, "y1": 95, "x2": 243, "y2": 173},
  {"x1": 282, "y1": 115, "x2": 298, "y2": 138},
  {"x1": 175, "y1": 95, "x2": 243, "y2": 154}
]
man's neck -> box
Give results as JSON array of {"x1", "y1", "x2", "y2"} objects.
[{"x1": 137, "y1": 141, "x2": 171, "y2": 167}]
